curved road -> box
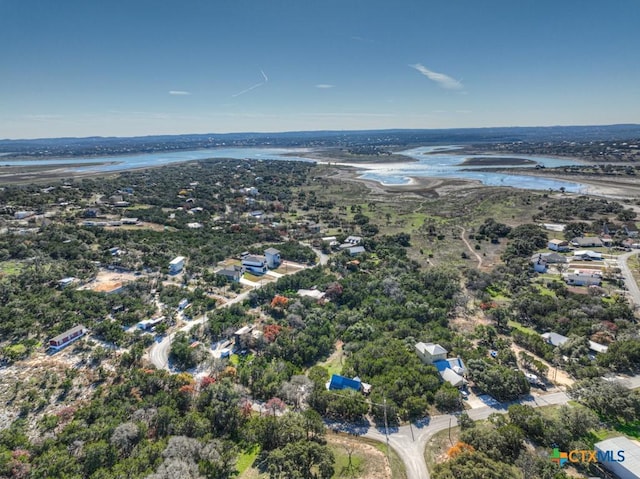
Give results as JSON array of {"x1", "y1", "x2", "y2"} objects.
[
  {"x1": 148, "y1": 288, "x2": 253, "y2": 370},
  {"x1": 362, "y1": 391, "x2": 569, "y2": 479},
  {"x1": 149, "y1": 247, "x2": 328, "y2": 370},
  {"x1": 617, "y1": 250, "x2": 640, "y2": 308}
]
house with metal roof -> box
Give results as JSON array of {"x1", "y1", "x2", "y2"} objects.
[
  {"x1": 242, "y1": 255, "x2": 268, "y2": 274},
  {"x1": 327, "y1": 374, "x2": 372, "y2": 394},
  {"x1": 595, "y1": 436, "x2": 640, "y2": 479},
  {"x1": 541, "y1": 332, "x2": 569, "y2": 347},
  {"x1": 547, "y1": 239, "x2": 570, "y2": 252},
  {"x1": 49, "y1": 325, "x2": 87, "y2": 350},
  {"x1": 571, "y1": 237, "x2": 604, "y2": 248},
  {"x1": 415, "y1": 342, "x2": 448, "y2": 365}
]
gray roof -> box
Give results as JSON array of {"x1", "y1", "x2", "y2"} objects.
[
  {"x1": 264, "y1": 247, "x2": 280, "y2": 255},
  {"x1": 571, "y1": 236, "x2": 603, "y2": 246},
  {"x1": 440, "y1": 368, "x2": 465, "y2": 387},
  {"x1": 595, "y1": 436, "x2": 640, "y2": 479},
  {"x1": 416, "y1": 342, "x2": 448, "y2": 356},
  {"x1": 541, "y1": 332, "x2": 569, "y2": 347}
]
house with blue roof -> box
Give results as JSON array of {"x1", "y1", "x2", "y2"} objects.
[{"x1": 327, "y1": 374, "x2": 372, "y2": 394}]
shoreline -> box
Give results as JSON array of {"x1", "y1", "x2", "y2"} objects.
[
  {"x1": 1, "y1": 147, "x2": 638, "y2": 199},
  {"x1": 320, "y1": 162, "x2": 640, "y2": 200}
]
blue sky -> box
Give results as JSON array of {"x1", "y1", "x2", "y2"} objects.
[{"x1": 2, "y1": 0, "x2": 639, "y2": 139}]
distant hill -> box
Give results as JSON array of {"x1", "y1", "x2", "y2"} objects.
[{"x1": 2, "y1": 124, "x2": 639, "y2": 158}]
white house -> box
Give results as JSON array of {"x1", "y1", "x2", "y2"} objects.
[
  {"x1": 415, "y1": 342, "x2": 448, "y2": 364},
  {"x1": 169, "y1": 256, "x2": 185, "y2": 274},
  {"x1": 564, "y1": 273, "x2": 601, "y2": 286},
  {"x1": 541, "y1": 332, "x2": 569, "y2": 347},
  {"x1": 547, "y1": 239, "x2": 570, "y2": 252},
  {"x1": 531, "y1": 254, "x2": 548, "y2": 273},
  {"x1": 573, "y1": 250, "x2": 602, "y2": 261},
  {"x1": 242, "y1": 255, "x2": 268, "y2": 274},
  {"x1": 264, "y1": 248, "x2": 281, "y2": 269}
]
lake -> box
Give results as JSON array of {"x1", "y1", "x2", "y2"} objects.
[
  {"x1": 354, "y1": 146, "x2": 585, "y2": 192},
  {"x1": 1, "y1": 146, "x2": 585, "y2": 192}
]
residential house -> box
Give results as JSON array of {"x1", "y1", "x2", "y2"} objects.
[
  {"x1": 49, "y1": 325, "x2": 87, "y2": 350},
  {"x1": 307, "y1": 222, "x2": 321, "y2": 234},
  {"x1": 601, "y1": 222, "x2": 620, "y2": 236},
  {"x1": 531, "y1": 252, "x2": 567, "y2": 273},
  {"x1": 169, "y1": 256, "x2": 185, "y2": 274},
  {"x1": 624, "y1": 222, "x2": 639, "y2": 238},
  {"x1": 137, "y1": 316, "x2": 165, "y2": 331},
  {"x1": 339, "y1": 236, "x2": 363, "y2": 249},
  {"x1": 321, "y1": 236, "x2": 340, "y2": 249},
  {"x1": 58, "y1": 277, "x2": 77, "y2": 288},
  {"x1": 589, "y1": 341, "x2": 609, "y2": 354},
  {"x1": 439, "y1": 368, "x2": 466, "y2": 388},
  {"x1": 415, "y1": 342, "x2": 447, "y2": 364},
  {"x1": 264, "y1": 248, "x2": 281, "y2": 269},
  {"x1": 242, "y1": 255, "x2": 268, "y2": 274},
  {"x1": 14, "y1": 211, "x2": 35, "y2": 220},
  {"x1": 564, "y1": 273, "x2": 601, "y2": 286},
  {"x1": 573, "y1": 250, "x2": 602, "y2": 261},
  {"x1": 542, "y1": 252, "x2": 568, "y2": 263},
  {"x1": 570, "y1": 237, "x2": 603, "y2": 248},
  {"x1": 541, "y1": 332, "x2": 569, "y2": 347},
  {"x1": 531, "y1": 254, "x2": 548, "y2": 273},
  {"x1": 433, "y1": 357, "x2": 467, "y2": 387},
  {"x1": 327, "y1": 374, "x2": 372, "y2": 394},
  {"x1": 216, "y1": 266, "x2": 243, "y2": 282},
  {"x1": 594, "y1": 436, "x2": 640, "y2": 479},
  {"x1": 547, "y1": 239, "x2": 570, "y2": 252},
  {"x1": 348, "y1": 245, "x2": 366, "y2": 256}
]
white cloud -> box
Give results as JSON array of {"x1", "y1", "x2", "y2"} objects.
[
  {"x1": 409, "y1": 64, "x2": 463, "y2": 90},
  {"x1": 169, "y1": 90, "x2": 191, "y2": 95},
  {"x1": 315, "y1": 84, "x2": 335, "y2": 89}
]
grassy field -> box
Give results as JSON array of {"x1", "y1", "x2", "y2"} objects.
[
  {"x1": 366, "y1": 439, "x2": 407, "y2": 479},
  {"x1": 318, "y1": 341, "x2": 344, "y2": 376},
  {"x1": 236, "y1": 445, "x2": 260, "y2": 475},
  {"x1": 424, "y1": 425, "x2": 461, "y2": 474},
  {"x1": 0, "y1": 260, "x2": 24, "y2": 276},
  {"x1": 508, "y1": 320, "x2": 538, "y2": 336},
  {"x1": 237, "y1": 433, "x2": 405, "y2": 479}
]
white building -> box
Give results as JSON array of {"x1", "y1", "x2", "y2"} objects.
[
  {"x1": 594, "y1": 436, "x2": 640, "y2": 479},
  {"x1": 415, "y1": 342, "x2": 448, "y2": 364},
  {"x1": 169, "y1": 256, "x2": 185, "y2": 274},
  {"x1": 242, "y1": 255, "x2": 267, "y2": 274}
]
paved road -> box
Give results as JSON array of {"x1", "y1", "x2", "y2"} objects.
[
  {"x1": 148, "y1": 289, "x2": 253, "y2": 370},
  {"x1": 617, "y1": 250, "x2": 640, "y2": 308},
  {"x1": 148, "y1": 251, "x2": 324, "y2": 370},
  {"x1": 361, "y1": 391, "x2": 570, "y2": 479}
]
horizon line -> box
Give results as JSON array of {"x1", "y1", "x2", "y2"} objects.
[{"x1": 2, "y1": 122, "x2": 640, "y2": 142}]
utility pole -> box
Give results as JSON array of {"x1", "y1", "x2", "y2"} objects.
[{"x1": 383, "y1": 394, "x2": 391, "y2": 466}]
